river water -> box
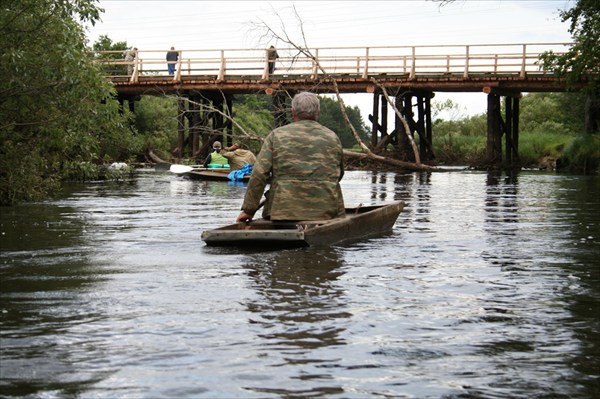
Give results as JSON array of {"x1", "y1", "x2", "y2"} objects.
[{"x1": 1, "y1": 169, "x2": 598, "y2": 398}]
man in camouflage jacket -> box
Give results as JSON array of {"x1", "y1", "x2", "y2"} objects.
[
  {"x1": 237, "y1": 92, "x2": 345, "y2": 222},
  {"x1": 221, "y1": 143, "x2": 256, "y2": 170}
]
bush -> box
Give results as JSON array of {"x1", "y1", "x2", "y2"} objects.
[
  {"x1": 518, "y1": 132, "x2": 573, "y2": 166},
  {"x1": 560, "y1": 135, "x2": 600, "y2": 173}
]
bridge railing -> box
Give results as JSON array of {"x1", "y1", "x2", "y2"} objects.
[{"x1": 94, "y1": 43, "x2": 570, "y2": 83}]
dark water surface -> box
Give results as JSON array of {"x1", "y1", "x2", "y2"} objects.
[{"x1": 1, "y1": 169, "x2": 598, "y2": 398}]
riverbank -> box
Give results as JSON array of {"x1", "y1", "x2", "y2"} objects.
[{"x1": 343, "y1": 134, "x2": 599, "y2": 174}]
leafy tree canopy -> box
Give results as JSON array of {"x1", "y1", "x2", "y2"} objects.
[
  {"x1": 319, "y1": 97, "x2": 370, "y2": 148},
  {"x1": 0, "y1": 0, "x2": 133, "y2": 205},
  {"x1": 540, "y1": 0, "x2": 600, "y2": 95}
]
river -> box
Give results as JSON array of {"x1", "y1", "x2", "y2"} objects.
[{"x1": 1, "y1": 169, "x2": 598, "y2": 398}]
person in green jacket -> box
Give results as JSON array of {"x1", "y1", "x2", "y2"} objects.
[
  {"x1": 236, "y1": 91, "x2": 345, "y2": 222},
  {"x1": 203, "y1": 141, "x2": 229, "y2": 167}
]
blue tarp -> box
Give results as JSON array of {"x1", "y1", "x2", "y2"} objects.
[{"x1": 227, "y1": 164, "x2": 253, "y2": 181}]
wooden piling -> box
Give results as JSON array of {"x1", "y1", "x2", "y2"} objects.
[
  {"x1": 486, "y1": 93, "x2": 502, "y2": 165},
  {"x1": 177, "y1": 97, "x2": 186, "y2": 159}
]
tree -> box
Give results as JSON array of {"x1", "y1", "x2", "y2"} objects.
[
  {"x1": 250, "y1": 6, "x2": 439, "y2": 171},
  {"x1": 0, "y1": 0, "x2": 133, "y2": 205},
  {"x1": 92, "y1": 34, "x2": 129, "y2": 75},
  {"x1": 519, "y1": 92, "x2": 585, "y2": 135},
  {"x1": 540, "y1": 0, "x2": 600, "y2": 133},
  {"x1": 319, "y1": 97, "x2": 369, "y2": 148}
]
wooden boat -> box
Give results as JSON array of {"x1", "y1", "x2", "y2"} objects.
[
  {"x1": 201, "y1": 200, "x2": 405, "y2": 248},
  {"x1": 185, "y1": 169, "x2": 250, "y2": 182},
  {"x1": 169, "y1": 164, "x2": 250, "y2": 182}
]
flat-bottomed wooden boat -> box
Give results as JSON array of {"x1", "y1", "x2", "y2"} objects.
[
  {"x1": 201, "y1": 201, "x2": 405, "y2": 248},
  {"x1": 185, "y1": 170, "x2": 250, "y2": 182},
  {"x1": 169, "y1": 164, "x2": 250, "y2": 182}
]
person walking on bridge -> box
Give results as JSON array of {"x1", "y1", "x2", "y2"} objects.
[
  {"x1": 166, "y1": 46, "x2": 178, "y2": 75},
  {"x1": 237, "y1": 92, "x2": 345, "y2": 223},
  {"x1": 267, "y1": 45, "x2": 279, "y2": 75}
]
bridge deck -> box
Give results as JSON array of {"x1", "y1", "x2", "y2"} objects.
[{"x1": 98, "y1": 43, "x2": 574, "y2": 96}]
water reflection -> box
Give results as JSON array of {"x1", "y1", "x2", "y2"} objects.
[
  {"x1": 367, "y1": 171, "x2": 416, "y2": 205},
  {"x1": 1, "y1": 171, "x2": 598, "y2": 398},
  {"x1": 485, "y1": 170, "x2": 519, "y2": 223},
  {"x1": 0, "y1": 202, "x2": 110, "y2": 397},
  {"x1": 482, "y1": 171, "x2": 520, "y2": 269},
  {"x1": 242, "y1": 247, "x2": 349, "y2": 396}
]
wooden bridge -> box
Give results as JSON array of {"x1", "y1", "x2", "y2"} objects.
[{"x1": 96, "y1": 42, "x2": 575, "y2": 167}]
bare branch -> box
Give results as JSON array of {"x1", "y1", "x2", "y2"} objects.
[
  {"x1": 249, "y1": 5, "x2": 438, "y2": 172},
  {"x1": 181, "y1": 94, "x2": 264, "y2": 143},
  {"x1": 370, "y1": 78, "x2": 421, "y2": 165}
]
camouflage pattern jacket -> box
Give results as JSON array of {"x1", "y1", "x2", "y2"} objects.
[
  {"x1": 222, "y1": 149, "x2": 256, "y2": 170},
  {"x1": 241, "y1": 120, "x2": 345, "y2": 221}
]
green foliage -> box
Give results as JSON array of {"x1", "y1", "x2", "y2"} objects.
[
  {"x1": 539, "y1": 0, "x2": 600, "y2": 95},
  {"x1": 134, "y1": 96, "x2": 179, "y2": 159},
  {"x1": 92, "y1": 34, "x2": 129, "y2": 75},
  {"x1": 318, "y1": 97, "x2": 370, "y2": 148},
  {"x1": 0, "y1": 0, "x2": 133, "y2": 205},
  {"x1": 517, "y1": 132, "x2": 573, "y2": 166},
  {"x1": 232, "y1": 94, "x2": 274, "y2": 152},
  {"x1": 127, "y1": 93, "x2": 372, "y2": 160},
  {"x1": 560, "y1": 135, "x2": 600, "y2": 173},
  {"x1": 62, "y1": 160, "x2": 100, "y2": 181},
  {"x1": 433, "y1": 113, "x2": 487, "y2": 137},
  {"x1": 432, "y1": 128, "x2": 486, "y2": 165},
  {"x1": 430, "y1": 92, "x2": 598, "y2": 169},
  {"x1": 519, "y1": 92, "x2": 585, "y2": 135}
]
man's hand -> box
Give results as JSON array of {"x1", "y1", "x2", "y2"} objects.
[{"x1": 237, "y1": 211, "x2": 254, "y2": 223}]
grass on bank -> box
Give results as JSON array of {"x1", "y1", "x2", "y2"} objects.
[{"x1": 430, "y1": 130, "x2": 598, "y2": 173}]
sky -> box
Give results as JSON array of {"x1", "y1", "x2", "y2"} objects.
[{"x1": 85, "y1": 0, "x2": 574, "y2": 120}]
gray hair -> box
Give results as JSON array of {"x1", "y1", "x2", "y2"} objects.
[{"x1": 291, "y1": 92, "x2": 320, "y2": 120}]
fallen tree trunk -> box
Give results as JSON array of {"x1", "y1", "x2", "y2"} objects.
[
  {"x1": 344, "y1": 150, "x2": 442, "y2": 172},
  {"x1": 147, "y1": 149, "x2": 170, "y2": 165}
]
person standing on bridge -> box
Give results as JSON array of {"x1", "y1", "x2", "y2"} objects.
[
  {"x1": 124, "y1": 47, "x2": 137, "y2": 76},
  {"x1": 267, "y1": 45, "x2": 279, "y2": 75},
  {"x1": 236, "y1": 91, "x2": 345, "y2": 223},
  {"x1": 166, "y1": 46, "x2": 178, "y2": 75}
]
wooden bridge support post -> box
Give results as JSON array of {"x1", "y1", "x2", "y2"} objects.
[
  {"x1": 225, "y1": 94, "x2": 233, "y2": 147},
  {"x1": 371, "y1": 93, "x2": 380, "y2": 147},
  {"x1": 504, "y1": 96, "x2": 520, "y2": 166},
  {"x1": 486, "y1": 91, "x2": 521, "y2": 167},
  {"x1": 177, "y1": 97, "x2": 186, "y2": 159},
  {"x1": 189, "y1": 93, "x2": 201, "y2": 157},
  {"x1": 425, "y1": 96, "x2": 433, "y2": 160},
  {"x1": 417, "y1": 97, "x2": 426, "y2": 158},
  {"x1": 393, "y1": 92, "x2": 434, "y2": 163},
  {"x1": 512, "y1": 97, "x2": 520, "y2": 162},
  {"x1": 395, "y1": 95, "x2": 413, "y2": 162},
  {"x1": 486, "y1": 93, "x2": 502, "y2": 165},
  {"x1": 210, "y1": 95, "x2": 225, "y2": 149},
  {"x1": 369, "y1": 93, "x2": 392, "y2": 150},
  {"x1": 199, "y1": 95, "x2": 210, "y2": 155},
  {"x1": 117, "y1": 95, "x2": 137, "y2": 115},
  {"x1": 381, "y1": 95, "x2": 388, "y2": 144}
]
